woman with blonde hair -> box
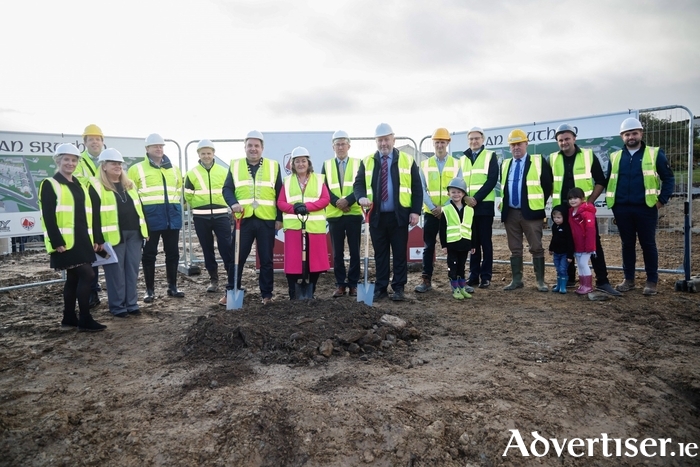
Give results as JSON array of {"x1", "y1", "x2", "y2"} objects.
[
  {"x1": 39, "y1": 143, "x2": 106, "y2": 331},
  {"x1": 91, "y1": 148, "x2": 149, "y2": 317}
]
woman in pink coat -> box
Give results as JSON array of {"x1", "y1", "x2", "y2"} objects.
[
  {"x1": 278, "y1": 147, "x2": 330, "y2": 299},
  {"x1": 568, "y1": 187, "x2": 597, "y2": 295}
]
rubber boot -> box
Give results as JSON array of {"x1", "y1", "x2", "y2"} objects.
[
  {"x1": 552, "y1": 277, "x2": 560, "y2": 293},
  {"x1": 78, "y1": 310, "x2": 106, "y2": 332},
  {"x1": 533, "y1": 257, "x2": 549, "y2": 292},
  {"x1": 61, "y1": 309, "x2": 79, "y2": 328},
  {"x1": 143, "y1": 262, "x2": 156, "y2": 303},
  {"x1": 503, "y1": 256, "x2": 524, "y2": 291},
  {"x1": 450, "y1": 280, "x2": 464, "y2": 300},
  {"x1": 558, "y1": 276, "x2": 568, "y2": 295},
  {"x1": 576, "y1": 275, "x2": 593, "y2": 294},
  {"x1": 166, "y1": 261, "x2": 185, "y2": 298},
  {"x1": 457, "y1": 278, "x2": 472, "y2": 299},
  {"x1": 415, "y1": 275, "x2": 432, "y2": 293}
]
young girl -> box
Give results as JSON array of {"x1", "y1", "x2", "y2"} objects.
[
  {"x1": 439, "y1": 178, "x2": 475, "y2": 300},
  {"x1": 568, "y1": 187, "x2": 597, "y2": 294},
  {"x1": 548, "y1": 205, "x2": 574, "y2": 294}
]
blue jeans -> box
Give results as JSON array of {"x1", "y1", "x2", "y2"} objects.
[
  {"x1": 553, "y1": 253, "x2": 569, "y2": 278},
  {"x1": 612, "y1": 204, "x2": 659, "y2": 283}
]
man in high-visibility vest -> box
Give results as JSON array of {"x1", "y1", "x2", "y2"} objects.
[
  {"x1": 415, "y1": 128, "x2": 462, "y2": 294},
  {"x1": 128, "y1": 133, "x2": 185, "y2": 302},
  {"x1": 76, "y1": 124, "x2": 106, "y2": 309},
  {"x1": 461, "y1": 127, "x2": 499, "y2": 289},
  {"x1": 500, "y1": 129, "x2": 553, "y2": 292},
  {"x1": 183, "y1": 139, "x2": 233, "y2": 300},
  {"x1": 606, "y1": 117, "x2": 674, "y2": 296},
  {"x1": 322, "y1": 130, "x2": 362, "y2": 298},
  {"x1": 354, "y1": 123, "x2": 422, "y2": 301},
  {"x1": 550, "y1": 123, "x2": 621, "y2": 296},
  {"x1": 222, "y1": 130, "x2": 283, "y2": 305}
]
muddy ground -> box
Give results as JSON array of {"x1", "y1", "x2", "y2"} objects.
[{"x1": 1, "y1": 231, "x2": 699, "y2": 467}]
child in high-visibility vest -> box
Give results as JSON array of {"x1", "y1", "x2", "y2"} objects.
[{"x1": 439, "y1": 178, "x2": 475, "y2": 300}]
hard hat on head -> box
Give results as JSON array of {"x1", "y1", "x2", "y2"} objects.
[
  {"x1": 507, "y1": 129, "x2": 528, "y2": 144},
  {"x1": 467, "y1": 127, "x2": 484, "y2": 137},
  {"x1": 82, "y1": 124, "x2": 104, "y2": 138},
  {"x1": 197, "y1": 139, "x2": 215, "y2": 151},
  {"x1": 375, "y1": 123, "x2": 394, "y2": 138},
  {"x1": 431, "y1": 128, "x2": 451, "y2": 142},
  {"x1": 332, "y1": 130, "x2": 350, "y2": 142},
  {"x1": 54, "y1": 143, "x2": 81, "y2": 158},
  {"x1": 290, "y1": 146, "x2": 310, "y2": 160},
  {"x1": 619, "y1": 117, "x2": 643, "y2": 134},
  {"x1": 98, "y1": 148, "x2": 124, "y2": 163},
  {"x1": 555, "y1": 123, "x2": 577, "y2": 138},
  {"x1": 245, "y1": 130, "x2": 264, "y2": 143},
  {"x1": 447, "y1": 177, "x2": 468, "y2": 193},
  {"x1": 145, "y1": 133, "x2": 165, "y2": 147}
]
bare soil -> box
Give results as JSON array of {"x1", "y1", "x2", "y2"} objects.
[{"x1": 1, "y1": 232, "x2": 699, "y2": 467}]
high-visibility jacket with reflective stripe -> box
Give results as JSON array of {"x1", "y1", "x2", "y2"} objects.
[
  {"x1": 421, "y1": 156, "x2": 460, "y2": 213},
  {"x1": 606, "y1": 147, "x2": 660, "y2": 208},
  {"x1": 127, "y1": 156, "x2": 183, "y2": 231},
  {"x1": 550, "y1": 148, "x2": 595, "y2": 206},
  {"x1": 90, "y1": 179, "x2": 148, "y2": 245},
  {"x1": 39, "y1": 178, "x2": 94, "y2": 253},
  {"x1": 323, "y1": 158, "x2": 362, "y2": 218},
  {"x1": 283, "y1": 174, "x2": 326, "y2": 233},
  {"x1": 76, "y1": 150, "x2": 99, "y2": 181},
  {"x1": 443, "y1": 203, "x2": 474, "y2": 243},
  {"x1": 464, "y1": 150, "x2": 496, "y2": 201},
  {"x1": 229, "y1": 158, "x2": 279, "y2": 220},
  {"x1": 500, "y1": 155, "x2": 546, "y2": 210},
  {"x1": 363, "y1": 151, "x2": 414, "y2": 207},
  {"x1": 184, "y1": 163, "x2": 229, "y2": 216}
]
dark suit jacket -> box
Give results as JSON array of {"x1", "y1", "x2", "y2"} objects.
[
  {"x1": 353, "y1": 148, "x2": 423, "y2": 228},
  {"x1": 500, "y1": 154, "x2": 553, "y2": 222}
]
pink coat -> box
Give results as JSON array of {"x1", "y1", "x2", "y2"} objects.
[
  {"x1": 569, "y1": 202, "x2": 597, "y2": 253},
  {"x1": 278, "y1": 179, "x2": 331, "y2": 274}
]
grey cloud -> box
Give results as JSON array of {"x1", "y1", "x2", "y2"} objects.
[{"x1": 266, "y1": 86, "x2": 364, "y2": 116}]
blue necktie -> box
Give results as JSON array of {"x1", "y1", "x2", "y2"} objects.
[{"x1": 512, "y1": 158, "x2": 522, "y2": 207}]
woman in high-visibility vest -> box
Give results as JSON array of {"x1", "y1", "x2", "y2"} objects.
[
  {"x1": 39, "y1": 143, "x2": 106, "y2": 332},
  {"x1": 277, "y1": 147, "x2": 330, "y2": 299},
  {"x1": 91, "y1": 148, "x2": 149, "y2": 318}
]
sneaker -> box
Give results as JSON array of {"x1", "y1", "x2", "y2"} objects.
[
  {"x1": 595, "y1": 283, "x2": 622, "y2": 297},
  {"x1": 463, "y1": 284, "x2": 475, "y2": 294},
  {"x1": 478, "y1": 280, "x2": 490, "y2": 289}
]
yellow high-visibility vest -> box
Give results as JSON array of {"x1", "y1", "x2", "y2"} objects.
[{"x1": 283, "y1": 173, "x2": 326, "y2": 234}]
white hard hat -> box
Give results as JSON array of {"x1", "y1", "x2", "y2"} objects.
[
  {"x1": 145, "y1": 133, "x2": 165, "y2": 147},
  {"x1": 54, "y1": 143, "x2": 81, "y2": 157},
  {"x1": 447, "y1": 177, "x2": 468, "y2": 193},
  {"x1": 332, "y1": 130, "x2": 350, "y2": 142},
  {"x1": 467, "y1": 127, "x2": 484, "y2": 137},
  {"x1": 619, "y1": 117, "x2": 643, "y2": 134},
  {"x1": 290, "y1": 146, "x2": 310, "y2": 159},
  {"x1": 555, "y1": 123, "x2": 577, "y2": 138},
  {"x1": 98, "y1": 148, "x2": 125, "y2": 163},
  {"x1": 375, "y1": 123, "x2": 394, "y2": 138},
  {"x1": 197, "y1": 139, "x2": 215, "y2": 151},
  {"x1": 245, "y1": 130, "x2": 264, "y2": 143}
]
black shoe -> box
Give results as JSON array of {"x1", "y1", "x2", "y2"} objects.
[
  {"x1": 478, "y1": 280, "x2": 491, "y2": 289},
  {"x1": 167, "y1": 285, "x2": 185, "y2": 298},
  {"x1": 114, "y1": 312, "x2": 129, "y2": 318},
  {"x1": 373, "y1": 289, "x2": 388, "y2": 300},
  {"x1": 390, "y1": 290, "x2": 405, "y2": 301},
  {"x1": 467, "y1": 277, "x2": 480, "y2": 287},
  {"x1": 78, "y1": 314, "x2": 106, "y2": 332},
  {"x1": 596, "y1": 283, "x2": 622, "y2": 297},
  {"x1": 88, "y1": 291, "x2": 101, "y2": 309},
  {"x1": 61, "y1": 311, "x2": 79, "y2": 328},
  {"x1": 143, "y1": 289, "x2": 155, "y2": 303},
  {"x1": 127, "y1": 309, "x2": 141, "y2": 315}
]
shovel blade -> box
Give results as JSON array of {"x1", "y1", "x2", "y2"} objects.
[
  {"x1": 295, "y1": 281, "x2": 314, "y2": 300},
  {"x1": 357, "y1": 283, "x2": 375, "y2": 306},
  {"x1": 226, "y1": 288, "x2": 245, "y2": 310}
]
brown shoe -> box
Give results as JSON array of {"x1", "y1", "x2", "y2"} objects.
[
  {"x1": 642, "y1": 281, "x2": 658, "y2": 296},
  {"x1": 332, "y1": 286, "x2": 346, "y2": 298},
  {"x1": 616, "y1": 279, "x2": 635, "y2": 292},
  {"x1": 348, "y1": 287, "x2": 357, "y2": 297},
  {"x1": 218, "y1": 294, "x2": 227, "y2": 306},
  {"x1": 262, "y1": 297, "x2": 272, "y2": 305}
]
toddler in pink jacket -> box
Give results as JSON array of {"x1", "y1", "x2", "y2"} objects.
[{"x1": 567, "y1": 187, "x2": 597, "y2": 295}]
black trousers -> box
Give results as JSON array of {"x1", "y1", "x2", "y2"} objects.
[
  {"x1": 468, "y1": 215, "x2": 494, "y2": 282},
  {"x1": 193, "y1": 215, "x2": 233, "y2": 281},
  {"x1": 328, "y1": 215, "x2": 362, "y2": 287},
  {"x1": 447, "y1": 249, "x2": 469, "y2": 281},
  {"x1": 421, "y1": 213, "x2": 440, "y2": 278},
  {"x1": 370, "y1": 212, "x2": 408, "y2": 292},
  {"x1": 142, "y1": 228, "x2": 181, "y2": 289},
  {"x1": 228, "y1": 216, "x2": 276, "y2": 299}
]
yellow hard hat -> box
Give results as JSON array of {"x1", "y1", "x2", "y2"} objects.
[
  {"x1": 431, "y1": 127, "x2": 451, "y2": 141},
  {"x1": 507, "y1": 129, "x2": 528, "y2": 144},
  {"x1": 82, "y1": 124, "x2": 104, "y2": 138}
]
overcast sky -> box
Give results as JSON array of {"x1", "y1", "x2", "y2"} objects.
[{"x1": 2, "y1": 0, "x2": 698, "y2": 149}]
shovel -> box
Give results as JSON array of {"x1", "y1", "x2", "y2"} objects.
[
  {"x1": 227, "y1": 213, "x2": 244, "y2": 310},
  {"x1": 295, "y1": 213, "x2": 314, "y2": 300},
  {"x1": 357, "y1": 203, "x2": 375, "y2": 305}
]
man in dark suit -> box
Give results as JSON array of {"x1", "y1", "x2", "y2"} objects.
[
  {"x1": 500, "y1": 129, "x2": 553, "y2": 292},
  {"x1": 354, "y1": 123, "x2": 423, "y2": 301}
]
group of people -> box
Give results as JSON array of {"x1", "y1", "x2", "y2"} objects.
[{"x1": 40, "y1": 117, "x2": 675, "y2": 330}]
